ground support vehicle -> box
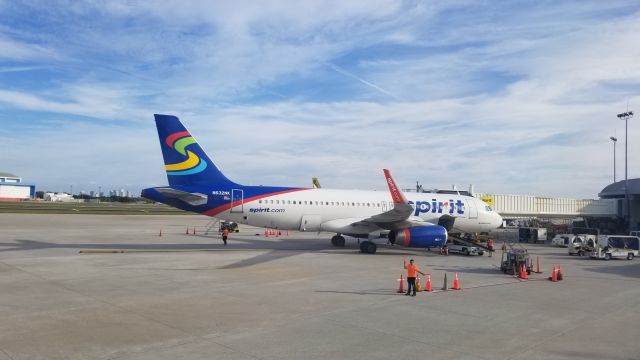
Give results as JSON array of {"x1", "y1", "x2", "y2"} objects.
[
  {"x1": 551, "y1": 235, "x2": 571, "y2": 247},
  {"x1": 590, "y1": 236, "x2": 639, "y2": 260},
  {"x1": 447, "y1": 242, "x2": 484, "y2": 256},
  {"x1": 567, "y1": 235, "x2": 597, "y2": 256},
  {"x1": 500, "y1": 244, "x2": 532, "y2": 276}
]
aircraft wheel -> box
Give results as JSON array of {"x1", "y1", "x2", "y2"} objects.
[
  {"x1": 363, "y1": 241, "x2": 377, "y2": 254},
  {"x1": 605, "y1": 253, "x2": 612, "y2": 261},
  {"x1": 331, "y1": 235, "x2": 343, "y2": 247},
  {"x1": 627, "y1": 253, "x2": 634, "y2": 260},
  {"x1": 359, "y1": 241, "x2": 368, "y2": 252}
]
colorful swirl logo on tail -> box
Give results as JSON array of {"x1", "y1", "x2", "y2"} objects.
[{"x1": 164, "y1": 131, "x2": 207, "y2": 176}]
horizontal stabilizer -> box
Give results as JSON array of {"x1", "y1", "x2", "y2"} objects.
[{"x1": 155, "y1": 187, "x2": 208, "y2": 206}]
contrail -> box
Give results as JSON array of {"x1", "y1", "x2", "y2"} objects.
[{"x1": 328, "y1": 63, "x2": 400, "y2": 100}]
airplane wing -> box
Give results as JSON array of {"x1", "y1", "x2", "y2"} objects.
[{"x1": 319, "y1": 169, "x2": 432, "y2": 233}]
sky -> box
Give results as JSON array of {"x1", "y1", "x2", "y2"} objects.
[{"x1": 0, "y1": 0, "x2": 639, "y2": 198}]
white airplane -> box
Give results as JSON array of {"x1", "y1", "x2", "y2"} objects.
[{"x1": 142, "y1": 115, "x2": 503, "y2": 254}]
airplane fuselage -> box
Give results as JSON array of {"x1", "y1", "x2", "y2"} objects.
[{"x1": 157, "y1": 185, "x2": 501, "y2": 235}]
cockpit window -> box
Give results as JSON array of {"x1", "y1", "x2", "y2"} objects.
[{"x1": 485, "y1": 206, "x2": 493, "y2": 212}]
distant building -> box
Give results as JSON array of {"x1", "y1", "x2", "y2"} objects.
[{"x1": 0, "y1": 172, "x2": 35, "y2": 201}]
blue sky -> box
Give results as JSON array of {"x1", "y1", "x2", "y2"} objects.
[{"x1": 1, "y1": 0, "x2": 639, "y2": 198}]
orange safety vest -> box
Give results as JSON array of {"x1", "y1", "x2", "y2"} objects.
[
  {"x1": 404, "y1": 264, "x2": 420, "y2": 278},
  {"x1": 222, "y1": 229, "x2": 229, "y2": 237}
]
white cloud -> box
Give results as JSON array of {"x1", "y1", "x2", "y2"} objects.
[{"x1": 0, "y1": 1, "x2": 639, "y2": 199}]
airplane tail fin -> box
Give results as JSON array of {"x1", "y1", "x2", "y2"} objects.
[{"x1": 154, "y1": 114, "x2": 238, "y2": 187}]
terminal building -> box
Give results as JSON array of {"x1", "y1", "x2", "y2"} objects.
[
  {"x1": 0, "y1": 172, "x2": 36, "y2": 201},
  {"x1": 475, "y1": 178, "x2": 640, "y2": 234}
]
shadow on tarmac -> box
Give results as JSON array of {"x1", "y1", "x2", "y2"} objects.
[{"x1": 0, "y1": 237, "x2": 435, "y2": 269}]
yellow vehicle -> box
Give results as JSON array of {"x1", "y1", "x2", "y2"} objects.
[{"x1": 220, "y1": 221, "x2": 240, "y2": 233}]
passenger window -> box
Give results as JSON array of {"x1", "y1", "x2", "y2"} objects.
[
  {"x1": 259, "y1": 200, "x2": 262, "y2": 204},
  {"x1": 367, "y1": 203, "x2": 370, "y2": 207},
  {"x1": 287, "y1": 200, "x2": 291, "y2": 204},
  {"x1": 304, "y1": 201, "x2": 307, "y2": 205},
  {"x1": 276, "y1": 200, "x2": 279, "y2": 204}
]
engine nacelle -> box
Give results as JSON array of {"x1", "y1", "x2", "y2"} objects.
[{"x1": 394, "y1": 225, "x2": 448, "y2": 248}]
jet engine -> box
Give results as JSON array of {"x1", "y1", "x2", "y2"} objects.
[{"x1": 389, "y1": 225, "x2": 447, "y2": 248}]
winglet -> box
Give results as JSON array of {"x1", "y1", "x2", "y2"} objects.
[{"x1": 383, "y1": 169, "x2": 408, "y2": 204}]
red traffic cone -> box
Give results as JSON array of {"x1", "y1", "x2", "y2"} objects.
[
  {"x1": 185, "y1": 227, "x2": 189, "y2": 235},
  {"x1": 192, "y1": 227, "x2": 196, "y2": 235},
  {"x1": 550, "y1": 265, "x2": 557, "y2": 282},
  {"x1": 275, "y1": 229, "x2": 280, "y2": 237},
  {"x1": 397, "y1": 274, "x2": 405, "y2": 293},
  {"x1": 264, "y1": 227, "x2": 269, "y2": 237},
  {"x1": 520, "y1": 264, "x2": 527, "y2": 280},
  {"x1": 159, "y1": 229, "x2": 162, "y2": 237},
  {"x1": 557, "y1": 265, "x2": 563, "y2": 281},
  {"x1": 452, "y1": 273, "x2": 461, "y2": 290},
  {"x1": 425, "y1": 273, "x2": 432, "y2": 292}
]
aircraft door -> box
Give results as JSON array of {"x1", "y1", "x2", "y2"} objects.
[
  {"x1": 467, "y1": 199, "x2": 478, "y2": 219},
  {"x1": 230, "y1": 189, "x2": 244, "y2": 213},
  {"x1": 300, "y1": 215, "x2": 322, "y2": 231},
  {"x1": 381, "y1": 201, "x2": 388, "y2": 212}
]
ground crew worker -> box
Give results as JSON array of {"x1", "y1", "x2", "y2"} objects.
[
  {"x1": 403, "y1": 259, "x2": 425, "y2": 296},
  {"x1": 222, "y1": 228, "x2": 229, "y2": 245},
  {"x1": 487, "y1": 238, "x2": 494, "y2": 257}
]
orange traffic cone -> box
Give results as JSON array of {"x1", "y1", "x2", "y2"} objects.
[
  {"x1": 416, "y1": 276, "x2": 422, "y2": 292},
  {"x1": 520, "y1": 264, "x2": 527, "y2": 280},
  {"x1": 264, "y1": 227, "x2": 269, "y2": 237},
  {"x1": 192, "y1": 227, "x2": 196, "y2": 235},
  {"x1": 550, "y1": 265, "x2": 557, "y2": 282},
  {"x1": 557, "y1": 265, "x2": 563, "y2": 281},
  {"x1": 452, "y1": 273, "x2": 461, "y2": 290},
  {"x1": 425, "y1": 273, "x2": 432, "y2": 292},
  {"x1": 185, "y1": 227, "x2": 189, "y2": 235},
  {"x1": 397, "y1": 274, "x2": 405, "y2": 293},
  {"x1": 159, "y1": 229, "x2": 162, "y2": 237},
  {"x1": 275, "y1": 229, "x2": 280, "y2": 237}
]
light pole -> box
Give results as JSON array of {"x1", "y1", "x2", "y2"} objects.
[
  {"x1": 616, "y1": 110, "x2": 634, "y2": 230},
  {"x1": 609, "y1": 136, "x2": 617, "y2": 183}
]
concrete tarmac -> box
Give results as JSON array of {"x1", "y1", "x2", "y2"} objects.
[{"x1": 1, "y1": 214, "x2": 639, "y2": 360}]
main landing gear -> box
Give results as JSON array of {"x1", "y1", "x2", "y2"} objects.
[
  {"x1": 359, "y1": 241, "x2": 377, "y2": 254},
  {"x1": 331, "y1": 234, "x2": 377, "y2": 254},
  {"x1": 331, "y1": 235, "x2": 345, "y2": 247}
]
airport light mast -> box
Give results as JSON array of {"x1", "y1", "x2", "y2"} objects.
[
  {"x1": 616, "y1": 110, "x2": 633, "y2": 230},
  {"x1": 609, "y1": 136, "x2": 617, "y2": 183}
]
